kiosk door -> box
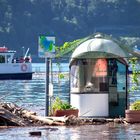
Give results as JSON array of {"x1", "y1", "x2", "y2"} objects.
[{"x1": 108, "y1": 59, "x2": 127, "y2": 117}]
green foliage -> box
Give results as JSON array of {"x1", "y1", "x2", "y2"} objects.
[
  {"x1": 130, "y1": 100, "x2": 140, "y2": 110},
  {"x1": 129, "y1": 57, "x2": 140, "y2": 92},
  {"x1": 56, "y1": 38, "x2": 86, "y2": 57},
  {"x1": 1, "y1": 0, "x2": 140, "y2": 59},
  {"x1": 56, "y1": 62, "x2": 65, "y2": 79},
  {"x1": 52, "y1": 97, "x2": 73, "y2": 111},
  {"x1": 58, "y1": 73, "x2": 65, "y2": 79}
]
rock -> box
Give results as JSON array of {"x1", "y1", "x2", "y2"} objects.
[{"x1": 29, "y1": 131, "x2": 42, "y2": 136}]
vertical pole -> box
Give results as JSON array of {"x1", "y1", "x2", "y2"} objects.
[
  {"x1": 69, "y1": 66, "x2": 71, "y2": 104},
  {"x1": 50, "y1": 59, "x2": 53, "y2": 97},
  {"x1": 49, "y1": 58, "x2": 53, "y2": 115},
  {"x1": 22, "y1": 46, "x2": 25, "y2": 56},
  {"x1": 50, "y1": 58, "x2": 53, "y2": 85},
  {"x1": 45, "y1": 57, "x2": 50, "y2": 116},
  {"x1": 126, "y1": 65, "x2": 128, "y2": 109}
]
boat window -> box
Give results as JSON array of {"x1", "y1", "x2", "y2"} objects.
[
  {"x1": 7, "y1": 55, "x2": 12, "y2": 63},
  {"x1": 0, "y1": 55, "x2": 5, "y2": 63}
]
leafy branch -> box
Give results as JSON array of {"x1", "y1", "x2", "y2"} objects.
[
  {"x1": 129, "y1": 57, "x2": 140, "y2": 92},
  {"x1": 55, "y1": 36, "x2": 90, "y2": 57}
]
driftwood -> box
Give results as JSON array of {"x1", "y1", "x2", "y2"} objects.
[
  {"x1": 0, "y1": 102, "x2": 128, "y2": 126},
  {"x1": 22, "y1": 113, "x2": 66, "y2": 126},
  {"x1": 0, "y1": 103, "x2": 70, "y2": 126},
  {"x1": 0, "y1": 107, "x2": 26, "y2": 126}
]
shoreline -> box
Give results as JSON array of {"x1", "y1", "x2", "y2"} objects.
[{"x1": 0, "y1": 102, "x2": 138, "y2": 127}]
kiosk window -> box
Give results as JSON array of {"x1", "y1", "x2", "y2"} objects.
[{"x1": 70, "y1": 59, "x2": 108, "y2": 93}]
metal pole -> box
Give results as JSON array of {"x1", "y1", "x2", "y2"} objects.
[
  {"x1": 50, "y1": 59, "x2": 53, "y2": 84},
  {"x1": 45, "y1": 57, "x2": 50, "y2": 116},
  {"x1": 22, "y1": 46, "x2": 25, "y2": 56},
  {"x1": 49, "y1": 58, "x2": 53, "y2": 115},
  {"x1": 49, "y1": 58, "x2": 52, "y2": 86},
  {"x1": 126, "y1": 65, "x2": 128, "y2": 109},
  {"x1": 49, "y1": 58, "x2": 53, "y2": 97}
]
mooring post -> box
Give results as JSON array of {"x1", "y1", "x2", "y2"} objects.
[{"x1": 45, "y1": 57, "x2": 50, "y2": 116}]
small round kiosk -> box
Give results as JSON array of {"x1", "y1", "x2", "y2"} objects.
[{"x1": 69, "y1": 35, "x2": 128, "y2": 117}]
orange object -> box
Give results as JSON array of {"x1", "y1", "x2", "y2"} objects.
[{"x1": 94, "y1": 59, "x2": 107, "y2": 76}]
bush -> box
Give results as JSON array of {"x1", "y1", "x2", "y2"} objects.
[
  {"x1": 130, "y1": 100, "x2": 140, "y2": 110},
  {"x1": 52, "y1": 97, "x2": 74, "y2": 111}
]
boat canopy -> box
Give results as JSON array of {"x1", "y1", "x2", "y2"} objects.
[{"x1": 70, "y1": 38, "x2": 129, "y2": 64}]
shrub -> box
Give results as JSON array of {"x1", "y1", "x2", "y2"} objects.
[
  {"x1": 130, "y1": 100, "x2": 140, "y2": 110},
  {"x1": 52, "y1": 97, "x2": 74, "y2": 112}
]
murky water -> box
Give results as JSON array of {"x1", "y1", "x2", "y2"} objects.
[
  {"x1": 0, "y1": 63, "x2": 140, "y2": 139},
  {"x1": 0, "y1": 124, "x2": 140, "y2": 140}
]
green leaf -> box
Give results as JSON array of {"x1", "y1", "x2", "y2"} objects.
[
  {"x1": 130, "y1": 100, "x2": 140, "y2": 110},
  {"x1": 58, "y1": 73, "x2": 65, "y2": 79}
]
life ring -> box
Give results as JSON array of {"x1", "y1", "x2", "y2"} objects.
[{"x1": 21, "y1": 64, "x2": 27, "y2": 72}]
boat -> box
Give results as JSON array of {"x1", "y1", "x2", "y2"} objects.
[{"x1": 0, "y1": 46, "x2": 33, "y2": 80}]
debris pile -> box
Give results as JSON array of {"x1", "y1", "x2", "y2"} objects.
[{"x1": 0, "y1": 102, "x2": 128, "y2": 127}]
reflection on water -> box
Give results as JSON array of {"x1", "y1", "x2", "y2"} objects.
[
  {"x1": 0, "y1": 75, "x2": 70, "y2": 116},
  {"x1": 0, "y1": 124, "x2": 140, "y2": 140},
  {"x1": 0, "y1": 63, "x2": 140, "y2": 139}
]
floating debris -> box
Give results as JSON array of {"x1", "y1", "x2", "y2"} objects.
[
  {"x1": 29, "y1": 131, "x2": 42, "y2": 136},
  {"x1": 0, "y1": 102, "x2": 133, "y2": 127}
]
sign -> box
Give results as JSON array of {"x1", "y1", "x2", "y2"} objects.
[{"x1": 38, "y1": 36, "x2": 55, "y2": 58}]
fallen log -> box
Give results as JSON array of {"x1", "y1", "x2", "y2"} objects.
[
  {"x1": 0, "y1": 103, "x2": 66, "y2": 126},
  {"x1": 0, "y1": 103, "x2": 128, "y2": 126},
  {"x1": 22, "y1": 113, "x2": 65, "y2": 125},
  {"x1": 0, "y1": 107, "x2": 26, "y2": 126}
]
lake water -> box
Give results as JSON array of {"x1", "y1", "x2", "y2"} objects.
[
  {"x1": 0, "y1": 124, "x2": 140, "y2": 140},
  {"x1": 0, "y1": 63, "x2": 70, "y2": 116},
  {"x1": 0, "y1": 63, "x2": 140, "y2": 140}
]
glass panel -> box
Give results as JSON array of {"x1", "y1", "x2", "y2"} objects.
[
  {"x1": 108, "y1": 58, "x2": 118, "y2": 86},
  {"x1": 89, "y1": 58, "x2": 108, "y2": 92},
  {"x1": 117, "y1": 61, "x2": 126, "y2": 92},
  {"x1": 70, "y1": 61, "x2": 79, "y2": 89},
  {"x1": 108, "y1": 59, "x2": 127, "y2": 117},
  {"x1": 70, "y1": 58, "x2": 108, "y2": 93}
]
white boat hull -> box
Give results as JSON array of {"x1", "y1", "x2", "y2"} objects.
[{"x1": 0, "y1": 63, "x2": 33, "y2": 80}]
